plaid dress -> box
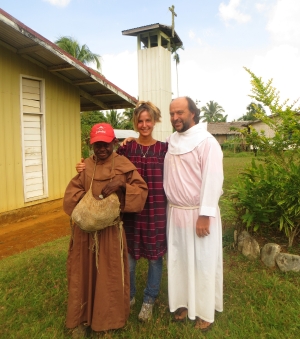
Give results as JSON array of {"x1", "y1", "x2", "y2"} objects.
[{"x1": 117, "y1": 141, "x2": 167, "y2": 260}]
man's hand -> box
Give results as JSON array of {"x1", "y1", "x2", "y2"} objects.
[
  {"x1": 101, "y1": 179, "x2": 126, "y2": 198},
  {"x1": 196, "y1": 216, "x2": 210, "y2": 238},
  {"x1": 76, "y1": 158, "x2": 86, "y2": 173}
]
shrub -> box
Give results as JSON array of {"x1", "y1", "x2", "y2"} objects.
[
  {"x1": 229, "y1": 69, "x2": 300, "y2": 246},
  {"x1": 231, "y1": 158, "x2": 300, "y2": 246}
]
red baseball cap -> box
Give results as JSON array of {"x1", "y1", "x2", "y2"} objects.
[{"x1": 90, "y1": 123, "x2": 116, "y2": 144}]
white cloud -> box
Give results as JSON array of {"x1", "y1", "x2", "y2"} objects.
[
  {"x1": 251, "y1": 44, "x2": 300, "y2": 103},
  {"x1": 101, "y1": 51, "x2": 138, "y2": 99},
  {"x1": 252, "y1": 0, "x2": 300, "y2": 109},
  {"x1": 188, "y1": 30, "x2": 202, "y2": 45},
  {"x1": 219, "y1": 0, "x2": 251, "y2": 24},
  {"x1": 255, "y1": 3, "x2": 266, "y2": 12},
  {"x1": 173, "y1": 47, "x2": 252, "y2": 121},
  {"x1": 202, "y1": 28, "x2": 215, "y2": 38},
  {"x1": 90, "y1": 1, "x2": 300, "y2": 122},
  {"x1": 267, "y1": 0, "x2": 300, "y2": 45},
  {"x1": 43, "y1": 0, "x2": 71, "y2": 7}
]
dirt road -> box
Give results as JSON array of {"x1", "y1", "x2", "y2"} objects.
[{"x1": 0, "y1": 200, "x2": 70, "y2": 260}]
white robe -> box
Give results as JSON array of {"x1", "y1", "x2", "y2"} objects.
[{"x1": 164, "y1": 124, "x2": 223, "y2": 323}]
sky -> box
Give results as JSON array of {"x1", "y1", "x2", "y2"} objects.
[{"x1": 1, "y1": 0, "x2": 300, "y2": 121}]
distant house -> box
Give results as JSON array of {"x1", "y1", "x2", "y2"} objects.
[
  {"x1": 242, "y1": 119, "x2": 275, "y2": 138},
  {"x1": 207, "y1": 118, "x2": 280, "y2": 153},
  {"x1": 207, "y1": 122, "x2": 246, "y2": 145},
  {"x1": 0, "y1": 9, "x2": 137, "y2": 214}
]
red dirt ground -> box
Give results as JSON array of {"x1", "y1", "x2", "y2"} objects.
[{"x1": 0, "y1": 200, "x2": 70, "y2": 260}]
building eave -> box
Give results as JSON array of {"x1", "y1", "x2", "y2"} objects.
[{"x1": 0, "y1": 8, "x2": 137, "y2": 111}]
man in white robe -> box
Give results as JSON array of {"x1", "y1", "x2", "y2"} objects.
[{"x1": 163, "y1": 97, "x2": 223, "y2": 331}]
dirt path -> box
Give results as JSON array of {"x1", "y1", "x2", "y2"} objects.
[{"x1": 0, "y1": 201, "x2": 71, "y2": 260}]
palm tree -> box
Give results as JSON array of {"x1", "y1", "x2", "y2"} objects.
[
  {"x1": 55, "y1": 36, "x2": 101, "y2": 71},
  {"x1": 105, "y1": 110, "x2": 126, "y2": 129},
  {"x1": 238, "y1": 102, "x2": 266, "y2": 121},
  {"x1": 121, "y1": 108, "x2": 134, "y2": 130},
  {"x1": 171, "y1": 43, "x2": 184, "y2": 97},
  {"x1": 217, "y1": 114, "x2": 228, "y2": 122},
  {"x1": 201, "y1": 101, "x2": 226, "y2": 122}
]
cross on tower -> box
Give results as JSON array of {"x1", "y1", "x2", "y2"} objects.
[{"x1": 169, "y1": 5, "x2": 177, "y2": 38}]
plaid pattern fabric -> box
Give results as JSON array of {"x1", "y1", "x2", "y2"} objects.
[{"x1": 117, "y1": 141, "x2": 168, "y2": 260}]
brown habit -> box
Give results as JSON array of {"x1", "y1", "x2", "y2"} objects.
[{"x1": 63, "y1": 153, "x2": 148, "y2": 332}]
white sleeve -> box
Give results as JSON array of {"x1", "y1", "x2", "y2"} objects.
[{"x1": 198, "y1": 137, "x2": 224, "y2": 217}]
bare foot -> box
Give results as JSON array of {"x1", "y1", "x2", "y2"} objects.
[
  {"x1": 173, "y1": 307, "x2": 188, "y2": 321},
  {"x1": 195, "y1": 317, "x2": 213, "y2": 332}
]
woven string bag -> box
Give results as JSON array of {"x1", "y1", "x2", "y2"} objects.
[
  {"x1": 71, "y1": 156, "x2": 124, "y2": 281},
  {"x1": 71, "y1": 157, "x2": 120, "y2": 232}
]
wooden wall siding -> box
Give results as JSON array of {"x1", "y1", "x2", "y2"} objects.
[
  {"x1": 45, "y1": 77, "x2": 81, "y2": 201},
  {"x1": 0, "y1": 45, "x2": 81, "y2": 213},
  {"x1": 138, "y1": 46, "x2": 172, "y2": 142}
]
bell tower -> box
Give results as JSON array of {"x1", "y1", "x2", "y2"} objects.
[{"x1": 122, "y1": 23, "x2": 182, "y2": 141}]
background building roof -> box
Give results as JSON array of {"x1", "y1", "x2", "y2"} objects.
[{"x1": 207, "y1": 121, "x2": 247, "y2": 135}]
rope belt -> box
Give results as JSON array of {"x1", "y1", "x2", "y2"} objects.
[
  {"x1": 169, "y1": 203, "x2": 199, "y2": 210},
  {"x1": 118, "y1": 221, "x2": 124, "y2": 289},
  {"x1": 91, "y1": 219, "x2": 124, "y2": 288}
]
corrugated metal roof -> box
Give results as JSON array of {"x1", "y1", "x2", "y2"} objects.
[
  {"x1": 0, "y1": 8, "x2": 137, "y2": 110},
  {"x1": 122, "y1": 23, "x2": 182, "y2": 47}
]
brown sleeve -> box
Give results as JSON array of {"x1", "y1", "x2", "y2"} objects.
[
  {"x1": 63, "y1": 172, "x2": 86, "y2": 216},
  {"x1": 123, "y1": 169, "x2": 148, "y2": 213}
]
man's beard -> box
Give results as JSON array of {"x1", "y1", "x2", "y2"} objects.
[{"x1": 173, "y1": 120, "x2": 192, "y2": 133}]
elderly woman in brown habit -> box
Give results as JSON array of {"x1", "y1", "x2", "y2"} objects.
[{"x1": 63, "y1": 123, "x2": 148, "y2": 338}]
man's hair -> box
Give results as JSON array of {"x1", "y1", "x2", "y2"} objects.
[
  {"x1": 185, "y1": 96, "x2": 201, "y2": 124},
  {"x1": 132, "y1": 101, "x2": 161, "y2": 131}
]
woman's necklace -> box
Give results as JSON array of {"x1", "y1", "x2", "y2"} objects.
[{"x1": 139, "y1": 144, "x2": 151, "y2": 158}]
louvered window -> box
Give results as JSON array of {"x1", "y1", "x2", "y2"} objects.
[{"x1": 21, "y1": 77, "x2": 48, "y2": 202}]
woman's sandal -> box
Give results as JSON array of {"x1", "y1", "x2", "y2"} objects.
[
  {"x1": 195, "y1": 317, "x2": 213, "y2": 332},
  {"x1": 173, "y1": 307, "x2": 188, "y2": 322}
]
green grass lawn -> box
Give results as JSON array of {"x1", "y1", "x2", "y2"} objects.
[{"x1": 1, "y1": 153, "x2": 299, "y2": 338}]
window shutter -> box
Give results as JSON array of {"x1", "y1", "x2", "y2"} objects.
[{"x1": 21, "y1": 77, "x2": 48, "y2": 201}]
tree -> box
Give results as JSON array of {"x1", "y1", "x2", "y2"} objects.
[
  {"x1": 55, "y1": 36, "x2": 101, "y2": 70},
  {"x1": 201, "y1": 101, "x2": 227, "y2": 122},
  {"x1": 230, "y1": 68, "x2": 300, "y2": 247},
  {"x1": 79, "y1": 109, "x2": 134, "y2": 156},
  {"x1": 81, "y1": 111, "x2": 107, "y2": 127},
  {"x1": 121, "y1": 108, "x2": 134, "y2": 130},
  {"x1": 105, "y1": 110, "x2": 127, "y2": 129},
  {"x1": 80, "y1": 111, "x2": 107, "y2": 157},
  {"x1": 237, "y1": 102, "x2": 266, "y2": 121},
  {"x1": 171, "y1": 43, "x2": 184, "y2": 97}
]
